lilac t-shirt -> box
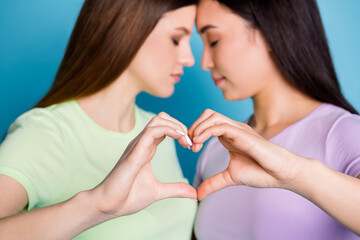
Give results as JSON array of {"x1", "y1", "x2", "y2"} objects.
[{"x1": 194, "y1": 103, "x2": 360, "y2": 240}]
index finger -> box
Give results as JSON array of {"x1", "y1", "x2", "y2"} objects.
[
  {"x1": 192, "y1": 123, "x2": 257, "y2": 154},
  {"x1": 190, "y1": 111, "x2": 240, "y2": 142},
  {"x1": 188, "y1": 109, "x2": 216, "y2": 138},
  {"x1": 157, "y1": 112, "x2": 189, "y2": 134}
]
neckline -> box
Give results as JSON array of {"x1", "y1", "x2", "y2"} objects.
[
  {"x1": 70, "y1": 100, "x2": 143, "y2": 140},
  {"x1": 247, "y1": 103, "x2": 327, "y2": 141}
]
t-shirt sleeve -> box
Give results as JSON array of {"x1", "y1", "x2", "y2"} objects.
[
  {"x1": 325, "y1": 114, "x2": 360, "y2": 178},
  {"x1": 0, "y1": 109, "x2": 68, "y2": 210}
]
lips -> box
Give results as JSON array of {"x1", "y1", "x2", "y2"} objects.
[
  {"x1": 212, "y1": 76, "x2": 225, "y2": 86},
  {"x1": 171, "y1": 73, "x2": 183, "y2": 83}
]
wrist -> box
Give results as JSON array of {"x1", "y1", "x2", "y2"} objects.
[
  {"x1": 75, "y1": 189, "x2": 116, "y2": 225},
  {"x1": 284, "y1": 157, "x2": 325, "y2": 196}
]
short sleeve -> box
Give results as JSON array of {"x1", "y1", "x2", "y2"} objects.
[
  {"x1": 0, "y1": 109, "x2": 68, "y2": 210},
  {"x1": 325, "y1": 114, "x2": 360, "y2": 178},
  {"x1": 344, "y1": 156, "x2": 360, "y2": 178}
]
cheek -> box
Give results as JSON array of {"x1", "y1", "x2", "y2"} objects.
[
  {"x1": 223, "y1": 38, "x2": 268, "y2": 82},
  {"x1": 139, "y1": 24, "x2": 180, "y2": 76},
  {"x1": 146, "y1": 43, "x2": 176, "y2": 76},
  {"x1": 214, "y1": 38, "x2": 250, "y2": 79},
  {"x1": 217, "y1": 38, "x2": 272, "y2": 99},
  {"x1": 137, "y1": 48, "x2": 174, "y2": 80}
]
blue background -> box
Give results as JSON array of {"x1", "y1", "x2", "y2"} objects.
[{"x1": 1, "y1": 0, "x2": 359, "y2": 183}]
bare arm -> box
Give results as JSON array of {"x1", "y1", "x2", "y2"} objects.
[
  {"x1": 292, "y1": 160, "x2": 360, "y2": 235},
  {"x1": 0, "y1": 175, "x2": 28, "y2": 218},
  {"x1": 0, "y1": 186, "x2": 110, "y2": 240}
]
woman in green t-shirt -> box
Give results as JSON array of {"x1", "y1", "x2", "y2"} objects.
[{"x1": 0, "y1": 0, "x2": 198, "y2": 239}]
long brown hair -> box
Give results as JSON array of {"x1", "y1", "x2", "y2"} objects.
[{"x1": 35, "y1": 0, "x2": 197, "y2": 108}]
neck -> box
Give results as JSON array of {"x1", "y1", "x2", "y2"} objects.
[
  {"x1": 77, "y1": 75, "x2": 140, "y2": 133},
  {"x1": 251, "y1": 77, "x2": 322, "y2": 138}
]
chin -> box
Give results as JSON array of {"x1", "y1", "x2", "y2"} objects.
[
  {"x1": 151, "y1": 86, "x2": 175, "y2": 98},
  {"x1": 222, "y1": 91, "x2": 247, "y2": 101},
  {"x1": 222, "y1": 92, "x2": 238, "y2": 101}
]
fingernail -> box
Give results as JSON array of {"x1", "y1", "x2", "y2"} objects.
[
  {"x1": 187, "y1": 145, "x2": 191, "y2": 150},
  {"x1": 185, "y1": 135, "x2": 193, "y2": 147},
  {"x1": 175, "y1": 130, "x2": 186, "y2": 136}
]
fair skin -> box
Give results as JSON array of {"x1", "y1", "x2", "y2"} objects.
[
  {"x1": 188, "y1": 0, "x2": 360, "y2": 235},
  {"x1": 0, "y1": 5, "x2": 196, "y2": 239},
  {"x1": 77, "y1": 5, "x2": 195, "y2": 133}
]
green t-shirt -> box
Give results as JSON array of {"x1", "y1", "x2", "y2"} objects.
[{"x1": 0, "y1": 100, "x2": 197, "y2": 240}]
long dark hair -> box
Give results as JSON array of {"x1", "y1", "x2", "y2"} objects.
[
  {"x1": 217, "y1": 0, "x2": 358, "y2": 114},
  {"x1": 35, "y1": 0, "x2": 197, "y2": 108}
]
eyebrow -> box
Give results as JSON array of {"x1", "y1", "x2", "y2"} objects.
[
  {"x1": 199, "y1": 25, "x2": 217, "y2": 34},
  {"x1": 175, "y1": 27, "x2": 191, "y2": 35}
]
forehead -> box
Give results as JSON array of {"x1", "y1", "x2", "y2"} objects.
[
  {"x1": 161, "y1": 5, "x2": 197, "y2": 29},
  {"x1": 196, "y1": 0, "x2": 234, "y2": 28}
]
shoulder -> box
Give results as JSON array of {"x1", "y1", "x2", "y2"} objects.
[
  {"x1": 325, "y1": 108, "x2": 360, "y2": 154},
  {"x1": 293, "y1": 103, "x2": 359, "y2": 144},
  {"x1": 304, "y1": 103, "x2": 351, "y2": 129},
  {"x1": 0, "y1": 104, "x2": 72, "y2": 210},
  {"x1": 318, "y1": 103, "x2": 360, "y2": 141},
  {"x1": 320, "y1": 105, "x2": 360, "y2": 175},
  {"x1": 298, "y1": 103, "x2": 360, "y2": 158},
  {"x1": 8, "y1": 107, "x2": 62, "y2": 135},
  {"x1": 4, "y1": 103, "x2": 73, "y2": 147}
]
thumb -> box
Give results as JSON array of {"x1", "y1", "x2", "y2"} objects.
[
  {"x1": 157, "y1": 182, "x2": 197, "y2": 200},
  {"x1": 197, "y1": 170, "x2": 235, "y2": 201}
]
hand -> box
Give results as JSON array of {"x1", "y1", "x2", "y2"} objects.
[
  {"x1": 90, "y1": 112, "x2": 196, "y2": 218},
  {"x1": 189, "y1": 109, "x2": 308, "y2": 201}
]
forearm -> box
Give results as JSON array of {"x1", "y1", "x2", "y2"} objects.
[
  {"x1": 289, "y1": 158, "x2": 360, "y2": 235},
  {"x1": 0, "y1": 190, "x2": 113, "y2": 240}
]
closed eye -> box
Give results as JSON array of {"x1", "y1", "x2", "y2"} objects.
[
  {"x1": 210, "y1": 41, "x2": 219, "y2": 47},
  {"x1": 172, "y1": 38, "x2": 180, "y2": 46}
]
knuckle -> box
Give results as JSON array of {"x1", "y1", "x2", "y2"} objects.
[
  {"x1": 212, "y1": 112, "x2": 221, "y2": 119},
  {"x1": 151, "y1": 115, "x2": 160, "y2": 123},
  {"x1": 158, "y1": 112, "x2": 167, "y2": 117},
  {"x1": 181, "y1": 125, "x2": 188, "y2": 132},
  {"x1": 204, "y1": 108, "x2": 214, "y2": 114}
]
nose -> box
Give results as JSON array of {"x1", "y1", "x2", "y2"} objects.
[
  {"x1": 179, "y1": 44, "x2": 195, "y2": 67},
  {"x1": 201, "y1": 47, "x2": 214, "y2": 70}
]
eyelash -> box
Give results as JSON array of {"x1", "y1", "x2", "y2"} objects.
[
  {"x1": 210, "y1": 40, "x2": 219, "y2": 48},
  {"x1": 172, "y1": 39, "x2": 180, "y2": 46}
]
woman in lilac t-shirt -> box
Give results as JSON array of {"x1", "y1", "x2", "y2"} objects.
[{"x1": 189, "y1": 0, "x2": 360, "y2": 239}]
